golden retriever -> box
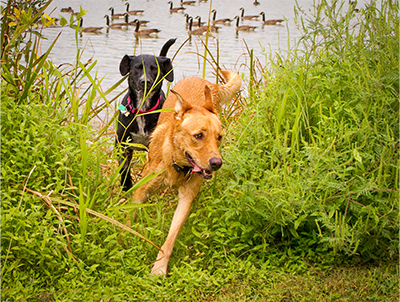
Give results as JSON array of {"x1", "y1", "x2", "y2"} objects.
[{"x1": 132, "y1": 70, "x2": 241, "y2": 275}]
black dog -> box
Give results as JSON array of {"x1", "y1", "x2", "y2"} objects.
[{"x1": 117, "y1": 38, "x2": 176, "y2": 191}]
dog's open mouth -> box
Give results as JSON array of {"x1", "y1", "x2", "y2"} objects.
[{"x1": 185, "y1": 152, "x2": 213, "y2": 179}]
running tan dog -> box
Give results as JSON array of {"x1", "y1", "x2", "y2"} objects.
[{"x1": 132, "y1": 70, "x2": 241, "y2": 276}]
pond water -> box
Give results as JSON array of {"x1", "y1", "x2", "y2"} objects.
[{"x1": 40, "y1": 0, "x2": 369, "y2": 108}]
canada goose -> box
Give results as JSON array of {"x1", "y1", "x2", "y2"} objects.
[
  {"x1": 133, "y1": 20, "x2": 161, "y2": 36},
  {"x1": 184, "y1": 14, "x2": 192, "y2": 26},
  {"x1": 239, "y1": 7, "x2": 259, "y2": 20},
  {"x1": 259, "y1": 12, "x2": 284, "y2": 25},
  {"x1": 195, "y1": 16, "x2": 220, "y2": 32},
  {"x1": 234, "y1": 15, "x2": 257, "y2": 31},
  {"x1": 128, "y1": 18, "x2": 150, "y2": 26},
  {"x1": 79, "y1": 18, "x2": 103, "y2": 33},
  {"x1": 125, "y1": 3, "x2": 144, "y2": 15},
  {"x1": 109, "y1": 7, "x2": 126, "y2": 19},
  {"x1": 104, "y1": 14, "x2": 129, "y2": 29},
  {"x1": 181, "y1": 0, "x2": 196, "y2": 5},
  {"x1": 253, "y1": 0, "x2": 260, "y2": 6},
  {"x1": 184, "y1": 14, "x2": 199, "y2": 27},
  {"x1": 61, "y1": 7, "x2": 74, "y2": 13},
  {"x1": 211, "y1": 9, "x2": 232, "y2": 24},
  {"x1": 195, "y1": 16, "x2": 206, "y2": 27},
  {"x1": 187, "y1": 17, "x2": 208, "y2": 35},
  {"x1": 168, "y1": 1, "x2": 186, "y2": 13}
]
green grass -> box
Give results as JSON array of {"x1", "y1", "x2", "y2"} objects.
[
  {"x1": 221, "y1": 0, "x2": 399, "y2": 262},
  {"x1": 1, "y1": 0, "x2": 399, "y2": 301}
]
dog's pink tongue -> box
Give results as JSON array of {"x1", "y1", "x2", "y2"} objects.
[{"x1": 192, "y1": 164, "x2": 202, "y2": 174}]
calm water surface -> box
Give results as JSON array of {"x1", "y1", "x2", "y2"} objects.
[{"x1": 41, "y1": 0, "x2": 369, "y2": 104}]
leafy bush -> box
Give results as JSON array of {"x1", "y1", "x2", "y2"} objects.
[
  {"x1": 215, "y1": 0, "x2": 399, "y2": 261},
  {"x1": 1, "y1": 1, "x2": 133, "y2": 299}
]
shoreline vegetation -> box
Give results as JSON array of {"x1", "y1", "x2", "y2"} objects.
[{"x1": 1, "y1": 0, "x2": 399, "y2": 301}]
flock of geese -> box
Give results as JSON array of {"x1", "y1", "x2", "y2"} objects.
[{"x1": 60, "y1": 1, "x2": 285, "y2": 36}]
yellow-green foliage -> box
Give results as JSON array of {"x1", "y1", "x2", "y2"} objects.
[
  {"x1": 1, "y1": 0, "x2": 398, "y2": 301},
  {"x1": 220, "y1": 0, "x2": 399, "y2": 260}
]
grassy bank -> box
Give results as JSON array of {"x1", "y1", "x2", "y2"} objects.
[{"x1": 1, "y1": 0, "x2": 399, "y2": 301}]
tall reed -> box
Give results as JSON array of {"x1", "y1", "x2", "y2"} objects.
[
  {"x1": 1, "y1": 0, "x2": 160, "y2": 276},
  {"x1": 218, "y1": 0, "x2": 399, "y2": 261}
]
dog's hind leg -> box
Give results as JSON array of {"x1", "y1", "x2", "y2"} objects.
[
  {"x1": 119, "y1": 147, "x2": 133, "y2": 191},
  {"x1": 151, "y1": 177, "x2": 203, "y2": 276}
]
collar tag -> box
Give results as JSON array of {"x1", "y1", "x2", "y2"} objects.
[{"x1": 118, "y1": 104, "x2": 130, "y2": 117}]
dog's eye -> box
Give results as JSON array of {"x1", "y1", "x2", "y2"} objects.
[
  {"x1": 217, "y1": 135, "x2": 222, "y2": 141},
  {"x1": 194, "y1": 133, "x2": 203, "y2": 140}
]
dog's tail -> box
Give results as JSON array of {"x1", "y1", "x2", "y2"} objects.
[
  {"x1": 212, "y1": 70, "x2": 242, "y2": 106},
  {"x1": 159, "y1": 38, "x2": 177, "y2": 57}
]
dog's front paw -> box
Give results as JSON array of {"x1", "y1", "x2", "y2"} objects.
[
  {"x1": 151, "y1": 264, "x2": 168, "y2": 277},
  {"x1": 151, "y1": 255, "x2": 169, "y2": 277}
]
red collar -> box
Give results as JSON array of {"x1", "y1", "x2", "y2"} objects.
[{"x1": 126, "y1": 94, "x2": 162, "y2": 114}]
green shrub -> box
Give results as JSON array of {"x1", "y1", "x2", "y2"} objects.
[{"x1": 215, "y1": 0, "x2": 399, "y2": 261}]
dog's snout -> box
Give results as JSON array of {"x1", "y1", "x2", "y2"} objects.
[
  {"x1": 209, "y1": 157, "x2": 223, "y2": 171},
  {"x1": 139, "y1": 78, "x2": 151, "y2": 87}
]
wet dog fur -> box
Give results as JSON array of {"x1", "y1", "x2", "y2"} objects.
[{"x1": 131, "y1": 70, "x2": 242, "y2": 276}]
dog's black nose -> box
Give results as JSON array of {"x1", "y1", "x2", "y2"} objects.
[
  {"x1": 209, "y1": 157, "x2": 223, "y2": 171},
  {"x1": 139, "y1": 78, "x2": 151, "y2": 88}
]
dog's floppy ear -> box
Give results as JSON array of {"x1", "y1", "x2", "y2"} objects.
[
  {"x1": 171, "y1": 89, "x2": 192, "y2": 120},
  {"x1": 159, "y1": 57, "x2": 174, "y2": 82},
  {"x1": 119, "y1": 55, "x2": 133, "y2": 76},
  {"x1": 204, "y1": 85, "x2": 216, "y2": 114}
]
